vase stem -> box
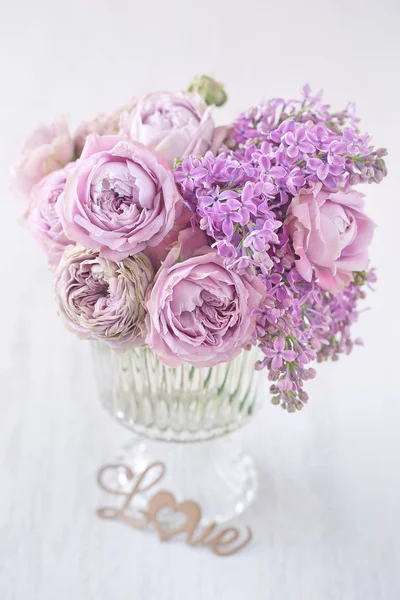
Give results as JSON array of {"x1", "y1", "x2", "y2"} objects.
[{"x1": 110, "y1": 433, "x2": 258, "y2": 526}]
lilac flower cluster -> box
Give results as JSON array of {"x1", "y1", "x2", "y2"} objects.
[
  {"x1": 255, "y1": 262, "x2": 376, "y2": 412},
  {"x1": 229, "y1": 84, "x2": 387, "y2": 188},
  {"x1": 175, "y1": 151, "x2": 282, "y2": 275},
  {"x1": 315, "y1": 269, "x2": 377, "y2": 362},
  {"x1": 175, "y1": 86, "x2": 387, "y2": 411}
]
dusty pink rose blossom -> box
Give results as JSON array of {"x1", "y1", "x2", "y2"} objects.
[
  {"x1": 55, "y1": 245, "x2": 154, "y2": 349},
  {"x1": 287, "y1": 184, "x2": 375, "y2": 292},
  {"x1": 145, "y1": 247, "x2": 265, "y2": 367},
  {"x1": 57, "y1": 134, "x2": 183, "y2": 261},
  {"x1": 74, "y1": 104, "x2": 134, "y2": 157},
  {"x1": 12, "y1": 120, "x2": 74, "y2": 198},
  {"x1": 120, "y1": 92, "x2": 216, "y2": 166},
  {"x1": 26, "y1": 165, "x2": 74, "y2": 267}
]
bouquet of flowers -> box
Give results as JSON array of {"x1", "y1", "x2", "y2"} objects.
[{"x1": 13, "y1": 76, "x2": 387, "y2": 412}]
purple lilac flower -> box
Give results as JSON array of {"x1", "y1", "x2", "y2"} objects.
[
  {"x1": 225, "y1": 86, "x2": 387, "y2": 192},
  {"x1": 175, "y1": 151, "x2": 282, "y2": 275},
  {"x1": 262, "y1": 336, "x2": 297, "y2": 370}
]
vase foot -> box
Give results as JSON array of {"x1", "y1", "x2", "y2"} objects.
[{"x1": 108, "y1": 435, "x2": 258, "y2": 526}]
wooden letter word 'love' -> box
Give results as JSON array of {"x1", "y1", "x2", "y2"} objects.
[{"x1": 96, "y1": 462, "x2": 253, "y2": 557}]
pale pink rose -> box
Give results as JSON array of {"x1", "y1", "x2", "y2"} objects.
[
  {"x1": 74, "y1": 103, "x2": 134, "y2": 157},
  {"x1": 287, "y1": 184, "x2": 375, "y2": 292},
  {"x1": 26, "y1": 164, "x2": 74, "y2": 267},
  {"x1": 145, "y1": 247, "x2": 265, "y2": 367},
  {"x1": 120, "y1": 92, "x2": 215, "y2": 166},
  {"x1": 12, "y1": 120, "x2": 74, "y2": 198},
  {"x1": 56, "y1": 134, "x2": 183, "y2": 261}
]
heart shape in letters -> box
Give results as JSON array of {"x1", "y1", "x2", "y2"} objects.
[{"x1": 147, "y1": 490, "x2": 201, "y2": 541}]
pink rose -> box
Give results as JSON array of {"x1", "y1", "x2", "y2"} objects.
[
  {"x1": 12, "y1": 120, "x2": 74, "y2": 198},
  {"x1": 56, "y1": 134, "x2": 183, "y2": 261},
  {"x1": 26, "y1": 165, "x2": 74, "y2": 267},
  {"x1": 74, "y1": 103, "x2": 134, "y2": 157},
  {"x1": 120, "y1": 92, "x2": 215, "y2": 166},
  {"x1": 145, "y1": 247, "x2": 265, "y2": 367},
  {"x1": 287, "y1": 184, "x2": 375, "y2": 292}
]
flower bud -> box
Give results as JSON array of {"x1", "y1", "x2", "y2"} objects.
[{"x1": 188, "y1": 75, "x2": 227, "y2": 107}]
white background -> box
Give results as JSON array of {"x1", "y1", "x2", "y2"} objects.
[{"x1": 1, "y1": 1, "x2": 400, "y2": 598}]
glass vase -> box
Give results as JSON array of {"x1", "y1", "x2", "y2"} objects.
[{"x1": 92, "y1": 342, "x2": 265, "y2": 525}]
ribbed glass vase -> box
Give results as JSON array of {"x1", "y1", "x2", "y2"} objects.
[{"x1": 92, "y1": 342, "x2": 265, "y2": 524}]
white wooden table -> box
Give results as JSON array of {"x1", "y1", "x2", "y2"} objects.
[{"x1": 1, "y1": 1, "x2": 399, "y2": 598}]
